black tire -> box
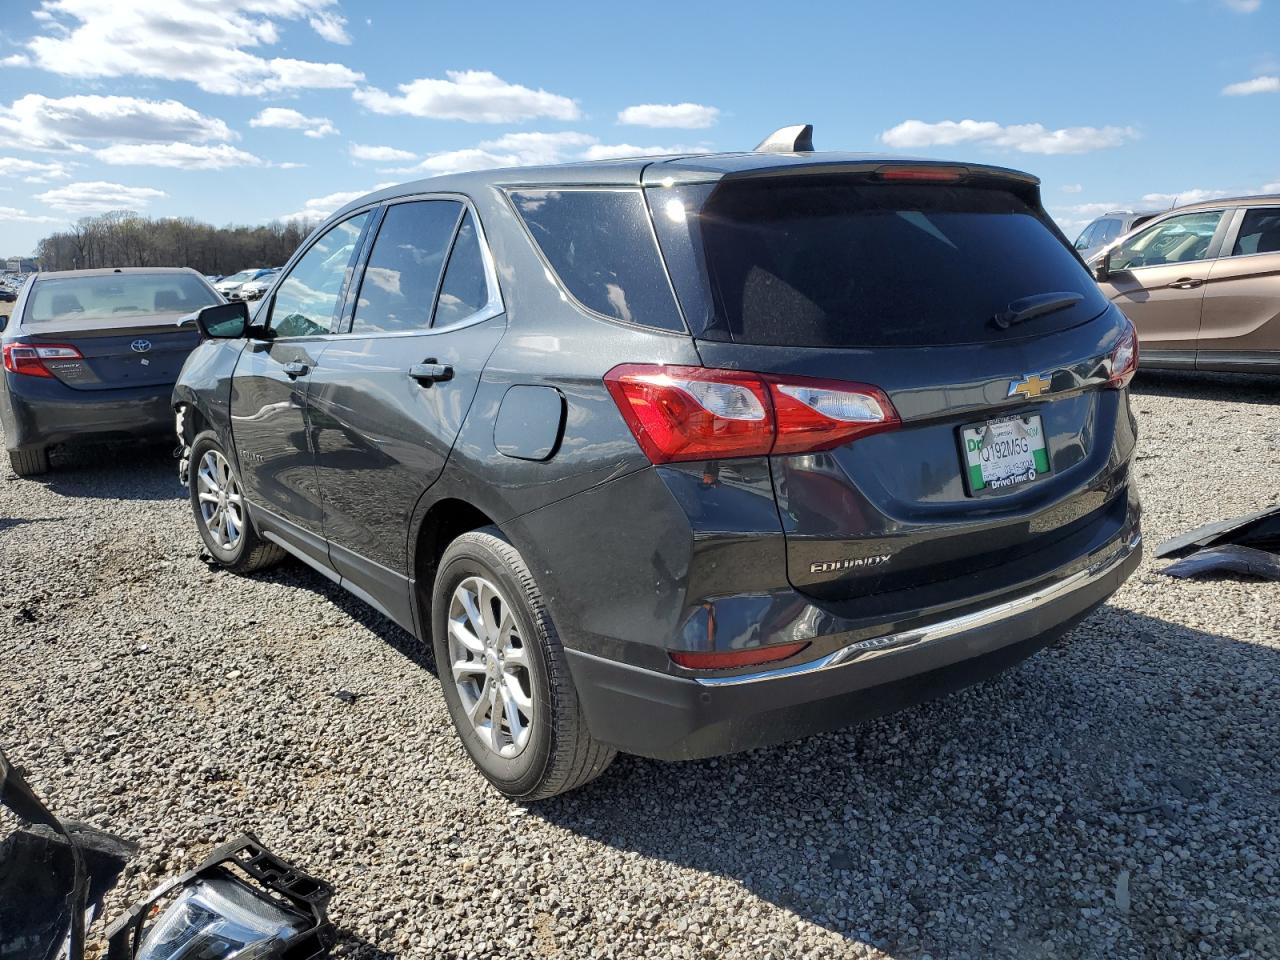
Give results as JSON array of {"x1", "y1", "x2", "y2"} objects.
[
  {"x1": 188, "y1": 430, "x2": 285, "y2": 574},
  {"x1": 7, "y1": 447, "x2": 49, "y2": 477},
  {"x1": 431, "y1": 527, "x2": 615, "y2": 801}
]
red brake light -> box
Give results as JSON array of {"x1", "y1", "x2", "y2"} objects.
[
  {"x1": 2, "y1": 343, "x2": 82, "y2": 378},
  {"x1": 670, "y1": 641, "x2": 809, "y2": 671},
  {"x1": 1106, "y1": 320, "x2": 1138, "y2": 389},
  {"x1": 604, "y1": 364, "x2": 900, "y2": 463},
  {"x1": 875, "y1": 165, "x2": 967, "y2": 183}
]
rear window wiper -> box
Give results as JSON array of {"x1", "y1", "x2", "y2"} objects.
[{"x1": 992, "y1": 291, "x2": 1083, "y2": 330}]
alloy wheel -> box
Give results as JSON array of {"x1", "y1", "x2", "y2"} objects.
[
  {"x1": 196, "y1": 449, "x2": 245, "y2": 552},
  {"x1": 447, "y1": 575, "x2": 535, "y2": 759}
]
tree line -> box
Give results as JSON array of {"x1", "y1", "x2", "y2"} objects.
[{"x1": 34, "y1": 211, "x2": 320, "y2": 276}]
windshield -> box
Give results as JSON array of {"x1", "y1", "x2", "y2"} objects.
[
  {"x1": 26, "y1": 274, "x2": 219, "y2": 324},
  {"x1": 649, "y1": 178, "x2": 1108, "y2": 347}
]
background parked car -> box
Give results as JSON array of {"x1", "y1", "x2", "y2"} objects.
[
  {"x1": 213, "y1": 268, "x2": 273, "y2": 300},
  {"x1": 234, "y1": 268, "x2": 280, "y2": 301},
  {"x1": 0, "y1": 267, "x2": 221, "y2": 475},
  {"x1": 1091, "y1": 194, "x2": 1280, "y2": 372},
  {"x1": 1073, "y1": 210, "x2": 1160, "y2": 261}
]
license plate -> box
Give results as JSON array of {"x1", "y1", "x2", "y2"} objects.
[{"x1": 960, "y1": 413, "x2": 1050, "y2": 495}]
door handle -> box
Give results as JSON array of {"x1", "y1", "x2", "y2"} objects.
[
  {"x1": 283, "y1": 360, "x2": 310, "y2": 379},
  {"x1": 409, "y1": 359, "x2": 454, "y2": 385},
  {"x1": 1167, "y1": 278, "x2": 1204, "y2": 290}
]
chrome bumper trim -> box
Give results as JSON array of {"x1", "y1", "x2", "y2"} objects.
[{"x1": 694, "y1": 530, "x2": 1143, "y2": 687}]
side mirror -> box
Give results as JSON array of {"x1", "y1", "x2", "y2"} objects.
[
  {"x1": 194, "y1": 301, "x2": 250, "y2": 339},
  {"x1": 1093, "y1": 251, "x2": 1112, "y2": 282},
  {"x1": 0, "y1": 314, "x2": 7, "y2": 333}
]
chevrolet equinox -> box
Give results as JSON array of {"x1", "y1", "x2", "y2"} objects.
[{"x1": 174, "y1": 128, "x2": 1142, "y2": 800}]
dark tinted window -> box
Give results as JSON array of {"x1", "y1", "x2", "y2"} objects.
[
  {"x1": 433, "y1": 211, "x2": 489, "y2": 326},
  {"x1": 650, "y1": 179, "x2": 1107, "y2": 347},
  {"x1": 1231, "y1": 208, "x2": 1280, "y2": 256},
  {"x1": 351, "y1": 200, "x2": 462, "y2": 334},
  {"x1": 510, "y1": 189, "x2": 683, "y2": 331},
  {"x1": 271, "y1": 212, "x2": 369, "y2": 337}
]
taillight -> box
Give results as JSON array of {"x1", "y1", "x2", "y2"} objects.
[
  {"x1": 1106, "y1": 320, "x2": 1138, "y2": 389},
  {"x1": 604, "y1": 363, "x2": 900, "y2": 463},
  {"x1": 670, "y1": 641, "x2": 809, "y2": 671},
  {"x1": 875, "y1": 165, "x2": 967, "y2": 183},
  {"x1": 2, "y1": 343, "x2": 82, "y2": 378}
]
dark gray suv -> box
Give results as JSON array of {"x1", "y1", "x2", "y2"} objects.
[{"x1": 175, "y1": 135, "x2": 1142, "y2": 799}]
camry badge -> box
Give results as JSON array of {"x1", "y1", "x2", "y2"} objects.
[
  {"x1": 130, "y1": 339, "x2": 152, "y2": 354},
  {"x1": 1007, "y1": 373, "x2": 1051, "y2": 400}
]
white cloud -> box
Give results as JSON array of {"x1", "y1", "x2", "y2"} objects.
[
  {"x1": 350, "y1": 143, "x2": 416, "y2": 163},
  {"x1": 1221, "y1": 0, "x2": 1260, "y2": 11},
  {"x1": 0, "y1": 157, "x2": 73, "y2": 182},
  {"x1": 35, "y1": 180, "x2": 166, "y2": 214},
  {"x1": 0, "y1": 54, "x2": 30, "y2": 67},
  {"x1": 1137, "y1": 188, "x2": 1237, "y2": 207},
  {"x1": 582, "y1": 142, "x2": 699, "y2": 160},
  {"x1": 307, "y1": 9, "x2": 350, "y2": 43},
  {"x1": 479, "y1": 131, "x2": 597, "y2": 164},
  {"x1": 1061, "y1": 183, "x2": 1083, "y2": 193},
  {"x1": 1222, "y1": 75, "x2": 1280, "y2": 95},
  {"x1": 880, "y1": 118, "x2": 1138, "y2": 155},
  {"x1": 22, "y1": 0, "x2": 363, "y2": 96},
  {"x1": 617, "y1": 102, "x2": 719, "y2": 129},
  {"x1": 402, "y1": 148, "x2": 513, "y2": 177},
  {"x1": 278, "y1": 184, "x2": 393, "y2": 222},
  {"x1": 250, "y1": 107, "x2": 337, "y2": 138},
  {"x1": 0, "y1": 205, "x2": 61, "y2": 224},
  {"x1": 354, "y1": 69, "x2": 579, "y2": 123},
  {"x1": 94, "y1": 142, "x2": 264, "y2": 169},
  {"x1": 0, "y1": 94, "x2": 233, "y2": 151}
]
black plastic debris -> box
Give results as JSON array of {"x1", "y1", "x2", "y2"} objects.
[
  {"x1": 332, "y1": 690, "x2": 360, "y2": 705},
  {"x1": 1155, "y1": 503, "x2": 1280, "y2": 559},
  {"x1": 1160, "y1": 544, "x2": 1280, "y2": 581}
]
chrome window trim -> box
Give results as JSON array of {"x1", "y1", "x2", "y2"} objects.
[
  {"x1": 332, "y1": 192, "x2": 506, "y2": 341},
  {"x1": 693, "y1": 530, "x2": 1142, "y2": 687}
]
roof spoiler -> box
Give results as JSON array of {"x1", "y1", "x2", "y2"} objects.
[{"x1": 754, "y1": 124, "x2": 814, "y2": 154}]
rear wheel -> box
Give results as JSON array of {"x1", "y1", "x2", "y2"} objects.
[
  {"x1": 7, "y1": 447, "x2": 49, "y2": 477},
  {"x1": 431, "y1": 528, "x2": 615, "y2": 800},
  {"x1": 188, "y1": 431, "x2": 284, "y2": 574}
]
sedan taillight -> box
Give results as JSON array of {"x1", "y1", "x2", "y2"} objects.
[
  {"x1": 604, "y1": 363, "x2": 900, "y2": 464},
  {"x1": 2, "y1": 343, "x2": 82, "y2": 378}
]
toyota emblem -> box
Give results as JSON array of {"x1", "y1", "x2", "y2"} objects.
[{"x1": 130, "y1": 339, "x2": 152, "y2": 354}]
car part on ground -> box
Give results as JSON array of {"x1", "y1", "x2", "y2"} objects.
[
  {"x1": 0, "y1": 268, "x2": 221, "y2": 475},
  {"x1": 173, "y1": 130, "x2": 1140, "y2": 797},
  {"x1": 1159, "y1": 544, "x2": 1280, "y2": 580},
  {"x1": 0, "y1": 746, "x2": 334, "y2": 960},
  {"x1": 1154, "y1": 502, "x2": 1280, "y2": 557}
]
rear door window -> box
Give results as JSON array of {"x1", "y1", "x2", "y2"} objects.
[
  {"x1": 649, "y1": 179, "x2": 1108, "y2": 347},
  {"x1": 350, "y1": 200, "x2": 463, "y2": 334},
  {"x1": 1230, "y1": 208, "x2": 1280, "y2": 256},
  {"x1": 509, "y1": 189, "x2": 684, "y2": 331},
  {"x1": 433, "y1": 211, "x2": 491, "y2": 326}
]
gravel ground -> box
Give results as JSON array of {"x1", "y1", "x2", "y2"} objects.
[{"x1": 2, "y1": 371, "x2": 1278, "y2": 960}]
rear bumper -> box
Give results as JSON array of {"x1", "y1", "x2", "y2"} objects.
[
  {"x1": 566, "y1": 524, "x2": 1142, "y2": 760},
  {"x1": 1, "y1": 375, "x2": 174, "y2": 450}
]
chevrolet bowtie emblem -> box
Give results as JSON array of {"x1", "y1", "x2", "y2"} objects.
[{"x1": 1007, "y1": 374, "x2": 1051, "y2": 399}]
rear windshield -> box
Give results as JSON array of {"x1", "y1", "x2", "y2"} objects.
[
  {"x1": 27, "y1": 274, "x2": 218, "y2": 324},
  {"x1": 649, "y1": 179, "x2": 1108, "y2": 347}
]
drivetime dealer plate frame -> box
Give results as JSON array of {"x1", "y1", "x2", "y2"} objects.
[{"x1": 960, "y1": 412, "x2": 1051, "y2": 496}]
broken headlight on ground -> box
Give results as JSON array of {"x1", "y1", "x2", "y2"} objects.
[{"x1": 105, "y1": 835, "x2": 335, "y2": 960}]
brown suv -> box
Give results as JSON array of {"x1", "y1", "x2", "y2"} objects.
[{"x1": 1091, "y1": 195, "x2": 1280, "y2": 373}]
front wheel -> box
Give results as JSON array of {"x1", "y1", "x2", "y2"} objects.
[
  {"x1": 431, "y1": 528, "x2": 615, "y2": 800},
  {"x1": 188, "y1": 431, "x2": 284, "y2": 574}
]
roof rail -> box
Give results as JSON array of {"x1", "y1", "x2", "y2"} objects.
[{"x1": 754, "y1": 124, "x2": 814, "y2": 154}]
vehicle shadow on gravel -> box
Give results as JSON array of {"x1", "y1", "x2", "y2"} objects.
[
  {"x1": 1132, "y1": 369, "x2": 1280, "y2": 406},
  {"x1": 21, "y1": 440, "x2": 182, "y2": 502},
  {"x1": 529, "y1": 607, "x2": 1279, "y2": 958}
]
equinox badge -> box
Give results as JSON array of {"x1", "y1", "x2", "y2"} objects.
[{"x1": 810, "y1": 554, "x2": 891, "y2": 575}]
